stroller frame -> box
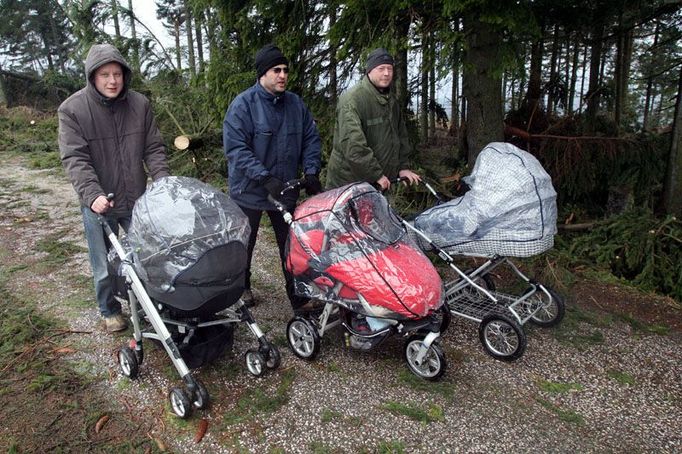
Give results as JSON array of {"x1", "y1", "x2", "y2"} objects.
[
  {"x1": 273, "y1": 180, "x2": 448, "y2": 380},
  {"x1": 101, "y1": 210, "x2": 280, "y2": 419},
  {"x1": 400, "y1": 179, "x2": 565, "y2": 361}
]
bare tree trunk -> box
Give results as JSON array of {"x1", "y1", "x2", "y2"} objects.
[
  {"x1": 111, "y1": 0, "x2": 121, "y2": 44},
  {"x1": 524, "y1": 27, "x2": 544, "y2": 113},
  {"x1": 420, "y1": 27, "x2": 429, "y2": 143},
  {"x1": 547, "y1": 24, "x2": 560, "y2": 115},
  {"x1": 614, "y1": 13, "x2": 633, "y2": 129},
  {"x1": 127, "y1": 0, "x2": 140, "y2": 73},
  {"x1": 328, "y1": 5, "x2": 338, "y2": 106},
  {"x1": 585, "y1": 17, "x2": 604, "y2": 129},
  {"x1": 663, "y1": 65, "x2": 682, "y2": 216},
  {"x1": 429, "y1": 33, "x2": 436, "y2": 138},
  {"x1": 463, "y1": 12, "x2": 504, "y2": 164},
  {"x1": 568, "y1": 35, "x2": 579, "y2": 114},
  {"x1": 393, "y1": 17, "x2": 410, "y2": 112},
  {"x1": 174, "y1": 20, "x2": 182, "y2": 72},
  {"x1": 0, "y1": 64, "x2": 7, "y2": 107},
  {"x1": 643, "y1": 21, "x2": 660, "y2": 131},
  {"x1": 449, "y1": 18, "x2": 460, "y2": 135},
  {"x1": 194, "y1": 11, "x2": 205, "y2": 73},
  {"x1": 184, "y1": 1, "x2": 196, "y2": 78}
]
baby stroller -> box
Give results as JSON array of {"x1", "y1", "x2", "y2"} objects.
[
  {"x1": 105, "y1": 176, "x2": 280, "y2": 418},
  {"x1": 403, "y1": 142, "x2": 565, "y2": 361},
  {"x1": 271, "y1": 181, "x2": 448, "y2": 380}
]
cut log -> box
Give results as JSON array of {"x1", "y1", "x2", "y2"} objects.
[{"x1": 173, "y1": 132, "x2": 222, "y2": 150}]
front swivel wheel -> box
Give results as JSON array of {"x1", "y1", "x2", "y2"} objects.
[
  {"x1": 404, "y1": 336, "x2": 447, "y2": 381},
  {"x1": 287, "y1": 317, "x2": 320, "y2": 360},
  {"x1": 479, "y1": 314, "x2": 526, "y2": 361}
]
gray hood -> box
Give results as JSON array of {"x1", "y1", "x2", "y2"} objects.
[{"x1": 84, "y1": 44, "x2": 132, "y2": 102}]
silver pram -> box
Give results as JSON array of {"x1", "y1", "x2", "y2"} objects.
[
  {"x1": 405, "y1": 142, "x2": 565, "y2": 361},
  {"x1": 106, "y1": 176, "x2": 280, "y2": 418}
]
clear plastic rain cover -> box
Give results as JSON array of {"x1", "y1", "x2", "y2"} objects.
[
  {"x1": 285, "y1": 182, "x2": 443, "y2": 320},
  {"x1": 414, "y1": 142, "x2": 557, "y2": 257},
  {"x1": 127, "y1": 176, "x2": 250, "y2": 293}
]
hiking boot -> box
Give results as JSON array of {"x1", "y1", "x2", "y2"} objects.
[
  {"x1": 240, "y1": 289, "x2": 256, "y2": 307},
  {"x1": 104, "y1": 313, "x2": 128, "y2": 333}
]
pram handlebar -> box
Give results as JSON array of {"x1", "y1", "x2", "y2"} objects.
[
  {"x1": 267, "y1": 178, "x2": 305, "y2": 223},
  {"x1": 387, "y1": 177, "x2": 443, "y2": 204}
]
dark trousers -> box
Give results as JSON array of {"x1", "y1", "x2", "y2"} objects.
[{"x1": 239, "y1": 205, "x2": 309, "y2": 309}]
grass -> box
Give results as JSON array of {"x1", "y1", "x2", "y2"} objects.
[
  {"x1": 615, "y1": 313, "x2": 670, "y2": 336},
  {"x1": 376, "y1": 440, "x2": 406, "y2": 453},
  {"x1": 536, "y1": 398, "x2": 585, "y2": 426},
  {"x1": 552, "y1": 306, "x2": 607, "y2": 350},
  {"x1": 607, "y1": 369, "x2": 636, "y2": 385},
  {"x1": 321, "y1": 408, "x2": 343, "y2": 423},
  {"x1": 35, "y1": 233, "x2": 87, "y2": 267},
  {"x1": 222, "y1": 369, "x2": 296, "y2": 426},
  {"x1": 396, "y1": 369, "x2": 455, "y2": 399},
  {"x1": 382, "y1": 401, "x2": 444, "y2": 424}
]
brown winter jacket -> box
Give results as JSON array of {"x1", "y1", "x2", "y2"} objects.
[{"x1": 58, "y1": 44, "x2": 169, "y2": 216}]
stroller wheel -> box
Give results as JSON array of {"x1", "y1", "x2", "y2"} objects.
[
  {"x1": 118, "y1": 347, "x2": 139, "y2": 379},
  {"x1": 404, "y1": 336, "x2": 447, "y2": 381},
  {"x1": 169, "y1": 387, "x2": 192, "y2": 419},
  {"x1": 264, "y1": 344, "x2": 281, "y2": 369},
  {"x1": 528, "y1": 286, "x2": 565, "y2": 328},
  {"x1": 286, "y1": 317, "x2": 320, "y2": 360},
  {"x1": 479, "y1": 314, "x2": 526, "y2": 361},
  {"x1": 191, "y1": 378, "x2": 210, "y2": 410},
  {"x1": 245, "y1": 349, "x2": 266, "y2": 377}
]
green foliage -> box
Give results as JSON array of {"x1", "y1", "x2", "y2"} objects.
[
  {"x1": 607, "y1": 369, "x2": 635, "y2": 385},
  {"x1": 535, "y1": 398, "x2": 585, "y2": 425},
  {"x1": 568, "y1": 209, "x2": 682, "y2": 300},
  {"x1": 382, "y1": 401, "x2": 444, "y2": 423}
]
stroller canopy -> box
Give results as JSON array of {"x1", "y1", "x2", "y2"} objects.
[
  {"x1": 128, "y1": 176, "x2": 250, "y2": 295},
  {"x1": 286, "y1": 182, "x2": 442, "y2": 320},
  {"x1": 414, "y1": 142, "x2": 557, "y2": 257}
]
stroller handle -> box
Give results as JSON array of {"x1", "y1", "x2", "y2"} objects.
[
  {"x1": 267, "y1": 178, "x2": 305, "y2": 223},
  {"x1": 387, "y1": 177, "x2": 443, "y2": 204}
]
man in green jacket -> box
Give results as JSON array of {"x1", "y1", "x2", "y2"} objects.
[{"x1": 326, "y1": 48, "x2": 421, "y2": 190}]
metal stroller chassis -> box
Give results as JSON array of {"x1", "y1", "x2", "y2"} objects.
[
  {"x1": 404, "y1": 219, "x2": 565, "y2": 362},
  {"x1": 101, "y1": 215, "x2": 280, "y2": 419},
  {"x1": 287, "y1": 298, "x2": 447, "y2": 381}
]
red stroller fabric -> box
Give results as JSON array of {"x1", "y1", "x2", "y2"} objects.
[{"x1": 285, "y1": 182, "x2": 442, "y2": 320}]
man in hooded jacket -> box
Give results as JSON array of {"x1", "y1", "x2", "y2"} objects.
[{"x1": 58, "y1": 44, "x2": 170, "y2": 332}]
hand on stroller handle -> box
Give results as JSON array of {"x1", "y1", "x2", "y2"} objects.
[{"x1": 267, "y1": 178, "x2": 305, "y2": 221}]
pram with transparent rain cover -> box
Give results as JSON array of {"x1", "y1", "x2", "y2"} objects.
[
  {"x1": 404, "y1": 142, "x2": 565, "y2": 361},
  {"x1": 271, "y1": 181, "x2": 448, "y2": 380},
  {"x1": 106, "y1": 176, "x2": 280, "y2": 418}
]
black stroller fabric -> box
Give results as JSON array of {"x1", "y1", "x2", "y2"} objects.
[
  {"x1": 127, "y1": 176, "x2": 251, "y2": 315},
  {"x1": 175, "y1": 324, "x2": 234, "y2": 369}
]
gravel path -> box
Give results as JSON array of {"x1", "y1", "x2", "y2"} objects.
[{"x1": 1, "y1": 155, "x2": 680, "y2": 453}]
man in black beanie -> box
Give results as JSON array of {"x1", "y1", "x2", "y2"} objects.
[
  {"x1": 326, "y1": 47, "x2": 421, "y2": 190},
  {"x1": 223, "y1": 44, "x2": 322, "y2": 313}
]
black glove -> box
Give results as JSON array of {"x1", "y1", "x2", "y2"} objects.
[
  {"x1": 262, "y1": 176, "x2": 284, "y2": 200},
  {"x1": 304, "y1": 174, "x2": 322, "y2": 196}
]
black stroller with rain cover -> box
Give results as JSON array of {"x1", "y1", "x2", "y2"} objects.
[
  {"x1": 106, "y1": 176, "x2": 280, "y2": 418},
  {"x1": 404, "y1": 142, "x2": 566, "y2": 361}
]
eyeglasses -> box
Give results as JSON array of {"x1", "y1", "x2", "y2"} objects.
[{"x1": 271, "y1": 67, "x2": 289, "y2": 74}]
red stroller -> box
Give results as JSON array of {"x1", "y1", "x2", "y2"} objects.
[{"x1": 274, "y1": 181, "x2": 448, "y2": 380}]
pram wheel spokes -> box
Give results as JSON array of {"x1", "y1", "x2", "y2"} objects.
[
  {"x1": 287, "y1": 317, "x2": 320, "y2": 360},
  {"x1": 118, "y1": 347, "x2": 139, "y2": 379},
  {"x1": 245, "y1": 349, "x2": 267, "y2": 377},
  {"x1": 527, "y1": 286, "x2": 565, "y2": 328},
  {"x1": 478, "y1": 314, "x2": 526, "y2": 361},
  {"x1": 169, "y1": 387, "x2": 192, "y2": 419},
  {"x1": 404, "y1": 335, "x2": 447, "y2": 381}
]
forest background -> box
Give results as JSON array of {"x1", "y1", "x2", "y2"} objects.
[{"x1": 0, "y1": 0, "x2": 681, "y2": 301}]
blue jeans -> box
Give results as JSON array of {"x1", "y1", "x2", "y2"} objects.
[{"x1": 81, "y1": 207, "x2": 131, "y2": 317}]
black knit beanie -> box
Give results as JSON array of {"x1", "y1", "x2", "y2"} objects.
[
  {"x1": 365, "y1": 48, "x2": 394, "y2": 74},
  {"x1": 255, "y1": 44, "x2": 289, "y2": 78}
]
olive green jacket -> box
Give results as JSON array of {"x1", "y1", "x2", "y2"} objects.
[{"x1": 326, "y1": 76, "x2": 412, "y2": 189}]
